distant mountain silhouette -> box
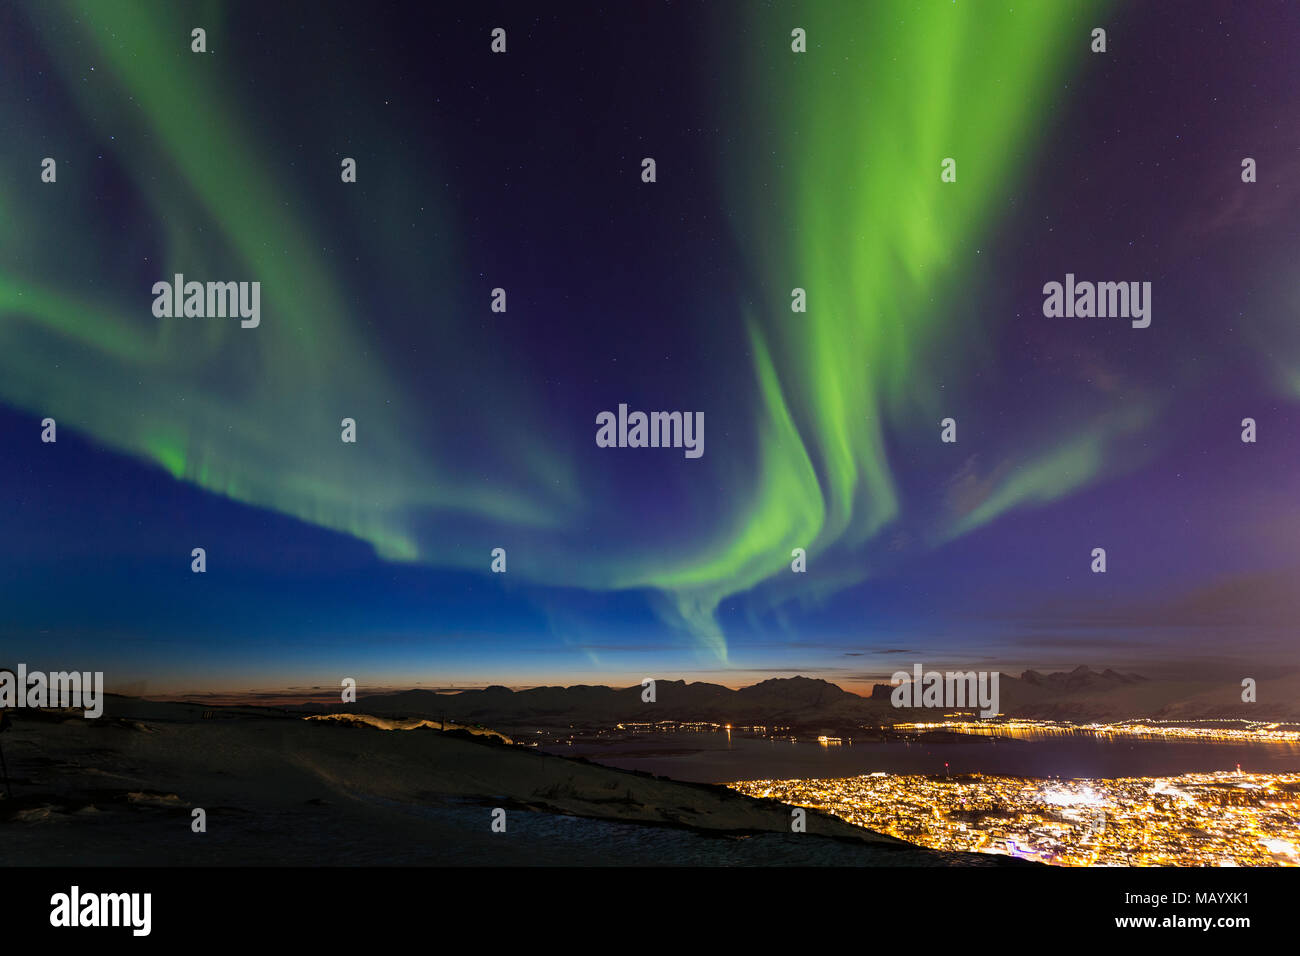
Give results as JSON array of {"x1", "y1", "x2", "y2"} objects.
[
  {"x1": 332, "y1": 667, "x2": 1300, "y2": 727},
  {"x1": 339, "y1": 676, "x2": 865, "y2": 726},
  {"x1": 1018, "y1": 665, "x2": 1146, "y2": 690}
]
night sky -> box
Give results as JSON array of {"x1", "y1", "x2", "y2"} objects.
[{"x1": 2, "y1": 1, "x2": 1298, "y2": 697}]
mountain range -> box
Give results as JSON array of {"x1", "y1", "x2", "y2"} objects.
[{"x1": 315, "y1": 666, "x2": 1300, "y2": 729}]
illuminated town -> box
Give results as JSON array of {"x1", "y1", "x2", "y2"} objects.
[
  {"x1": 729, "y1": 770, "x2": 1300, "y2": 866},
  {"x1": 891, "y1": 718, "x2": 1300, "y2": 745}
]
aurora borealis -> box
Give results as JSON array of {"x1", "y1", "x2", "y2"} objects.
[{"x1": 2, "y1": 0, "x2": 1299, "y2": 695}]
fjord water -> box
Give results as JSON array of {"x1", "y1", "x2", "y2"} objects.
[{"x1": 554, "y1": 729, "x2": 1300, "y2": 784}]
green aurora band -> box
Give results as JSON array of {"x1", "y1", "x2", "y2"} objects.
[{"x1": 0, "y1": 1, "x2": 1192, "y2": 665}]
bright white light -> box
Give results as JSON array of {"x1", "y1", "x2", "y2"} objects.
[
  {"x1": 1041, "y1": 786, "x2": 1104, "y2": 808},
  {"x1": 1261, "y1": 839, "x2": 1296, "y2": 857}
]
